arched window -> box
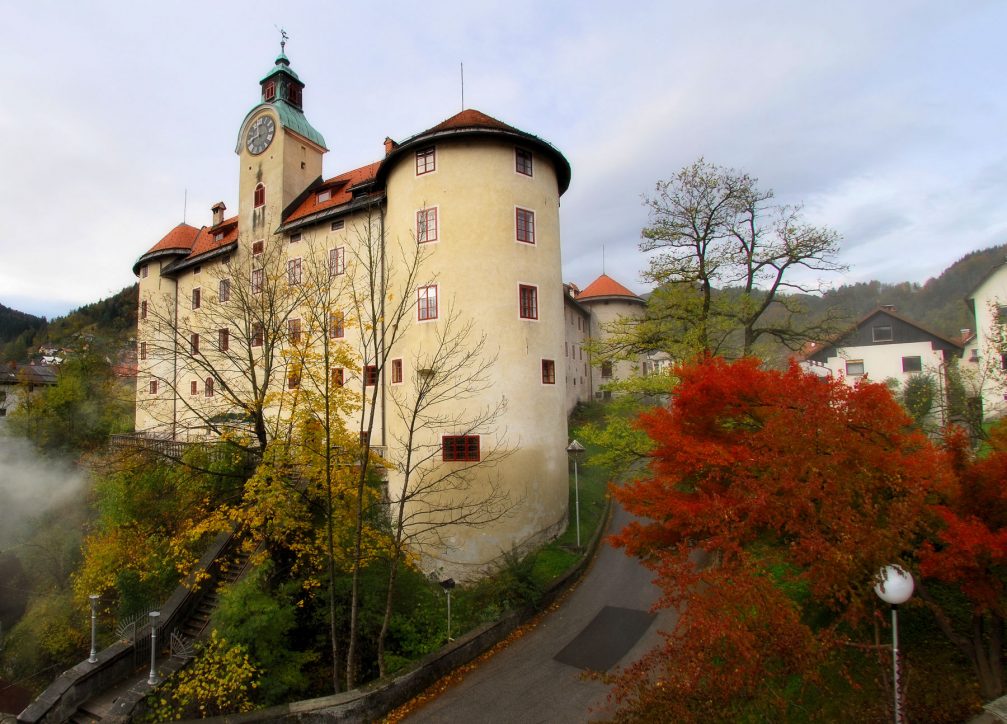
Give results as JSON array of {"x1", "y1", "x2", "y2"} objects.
[
  {"x1": 254, "y1": 183, "x2": 265, "y2": 208},
  {"x1": 204, "y1": 377, "x2": 214, "y2": 397}
]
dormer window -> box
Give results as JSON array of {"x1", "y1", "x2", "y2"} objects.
[
  {"x1": 317, "y1": 189, "x2": 332, "y2": 203},
  {"x1": 254, "y1": 183, "x2": 265, "y2": 208},
  {"x1": 263, "y1": 81, "x2": 276, "y2": 101},
  {"x1": 214, "y1": 232, "x2": 224, "y2": 241}
]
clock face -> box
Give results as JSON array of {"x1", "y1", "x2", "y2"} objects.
[{"x1": 246, "y1": 115, "x2": 276, "y2": 155}]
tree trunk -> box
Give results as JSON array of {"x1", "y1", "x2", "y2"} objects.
[{"x1": 377, "y1": 550, "x2": 402, "y2": 678}]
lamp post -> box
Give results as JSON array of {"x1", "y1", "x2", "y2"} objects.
[
  {"x1": 440, "y1": 578, "x2": 456, "y2": 642},
  {"x1": 88, "y1": 594, "x2": 99, "y2": 663},
  {"x1": 566, "y1": 440, "x2": 586, "y2": 548},
  {"x1": 147, "y1": 611, "x2": 160, "y2": 686},
  {"x1": 874, "y1": 565, "x2": 915, "y2": 724}
]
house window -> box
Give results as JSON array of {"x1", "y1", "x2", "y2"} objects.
[
  {"x1": 364, "y1": 365, "x2": 378, "y2": 386},
  {"x1": 316, "y1": 189, "x2": 331, "y2": 204},
  {"x1": 332, "y1": 367, "x2": 344, "y2": 387},
  {"x1": 218, "y1": 328, "x2": 229, "y2": 352},
  {"x1": 872, "y1": 325, "x2": 893, "y2": 342},
  {"x1": 601, "y1": 361, "x2": 613, "y2": 379},
  {"x1": 290, "y1": 232, "x2": 302, "y2": 243},
  {"x1": 288, "y1": 258, "x2": 302, "y2": 285},
  {"x1": 190, "y1": 333, "x2": 200, "y2": 354},
  {"x1": 140, "y1": 300, "x2": 147, "y2": 320},
  {"x1": 330, "y1": 247, "x2": 345, "y2": 276},
  {"x1": 139, "y1": 341, "x2": 147, "y2": 360},
  {"x1": 251, "y1": 268, "x2": 263, "y2": 294},
  {"x1": 219, "y1": 278, "x2": 230, "y2": 302},
  {"x1": 516, "y1": 148, "x2": 533, "y2": 176},
  {"x1": 443, "y1": 435, "x2": 480, "y2": 462},
  {"x1": 417, "y1": 207, "x2": 438, "y2": 243},
  {"x1": 846, "y1": 360, "x2": 865, "y2": 376},
  {"x1": 205, "y1": 378, "x2": 214, "y2": 397},
  {"x1": 252, "y1": 240, "x2": 264, "y2": 256},
  {"x1": 140, "y1": 264, "x2": 148, "y2": 278},
  {"x1": 418, "y1": 285, "x2": 438, "y2": 321},
  {"x1": 254, "y1": 183, "x2": 265, "y2": 208},
  {"x1": 901, "y1": 356, "x2": 922, "y2": 373},
  {"x1": 192, "y1": 288, "x2": 201, "y2": 309},
  {"x1": 149, "y1": 380, "x2": 158, "y2": 394},
  {"x1": 252, "y1": 323, "x2": 263, "y2": 347},
  {"x1": 542, "y1": 359, "x2": 556, "y2": 384},
  {"x1": 263, "y1": 80, "x2": 275, "y2": 101},
  {"x1": 329, "y1": 311, "x2": 345, "y2": 339},
  {"x1": 519, "y1": 285, "x2": 538, "y2": 320},
  {"x1": 331, "y1": 219, "x2": 345, "y2": 231},
  {"x1": 516, "y1": 208, "x2": 535, "y2": 243},
  {"x1": 391, "y1": 358, "x2": 403, "y2": 384},
  {"x1": 416, "y1": 146, "x2": 436, "y2": 175},
  {"x1": 288, "y1": 366, "x2": 301, "y2": 389},
  {"x1": 288, "y1": 318, "x2": 301, "y2": 344},
  {"x1": 190, "y1": 380, "x2": 198, "y2": 396},
  {"x1": 193, "y1": 266, "x2": 201, "y2": 275}
]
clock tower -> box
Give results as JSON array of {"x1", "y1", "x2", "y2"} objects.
[{"x1": 235, "y1": 52, "x2": 327, "y2": 239}]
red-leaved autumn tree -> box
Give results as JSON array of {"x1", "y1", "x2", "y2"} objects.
[{"x1": 607, "y1": 357, "x2": 955, "y2": 720}]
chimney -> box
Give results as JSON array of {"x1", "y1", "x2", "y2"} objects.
[
  {"x1": 211, "y1": 202, "x2": 226, "y2": 226},
  {"x1": 384, "y1": 137, "x2": 398, "y2": 156},
  {"x1": 880, "y1": 304, "x2": 896, "y2": 312}
]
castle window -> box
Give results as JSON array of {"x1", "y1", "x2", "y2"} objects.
[
  {"x1": 149, "y1": 380, "x2": 158, "y2": 394},
  {"x1": 192, "y1": 288, "x2": 201, "y2": 309},
  {"x1": 364, "y1": 365, "x2": 378, "y2": 386},
  {"x1": 288, "y1": 84, "x2": 302, "y2": 106},
  {"x1": 263, "y1": 80, "x2": 276, "y2": 101},
  {"x1": 516, "y1": 148, "x2": 533, "y2": 176},
  {"x1": 290, "y1": 232, "x2": 302, "y2": 243},
  {"x1": 287, "y1": 258, "x2": 302, "y2": 285},
  {"x1": 901, "y1": 356, "x2": 922, "y2": 373},
  {"x1": 443, "y1": 435, "x2": 480, "y2": 462},
  {"x1": 215, "y1": 232, "x2": 224, "y2": 241},
  {"x1": 205, "y1": 378, "x2": 214, "y2": 397},
  {"x1": 416, "y1": 146, "x2": 436, "y2": 175},
  {"x1": 254, "y1": 183, "x2": 265, "y2": 208},
  {"x1": 329, "y1": 311, "x2": 345, "y2": 339},
  {"x1": 330, "y1": 247, "x2": 345, "y2": 276},
  {"x1": 190, "y1": 380, "x2": 198, "y2": 396},
  {"x1": 846, "y1": 360, "x2": 865, "y2": 376},
  {"x1": 288, "y1": 318, "x2": 301, "y2": 344},
  {"x1": 331, "y1": 219, "x2": 345, "y2": 231},
  {"x1": 872, "y1": 325, "x2": 893, "y2": 343},
  {"x1": 219, "y1": 278, "x2": 231, "y2": 302},
  {"x1": 140, "y1": 300, "x2": 147, "y2": 320},
  {"x1": 601, "y1": 361, "x2": 613, "y2": 379},
  {"x1": 218, "y1": 328, "x2": 229, "y2": 352},
  {"x1": 288, "y1": 366, "x2": 301, "y2": 389},
  {"x1": 332, "y1": 367, "x2": 344, "y2": 387},
  {"x1": 516, "y1": 208, "x2": 535, "y2": 244},
  {"x1": 417, "y1": 207, "x2": 438, "y2": 243},
  {"x1": 251, "y1": 268, "x2": 263, "y2": 294},
  {"x1": 140, "y1": 264, "x2": 148, "y2": 278},
  {"x1": 519, "y1": 284, "x2": 538, "y2": 320},
  {"x1": 392, "y1": 358, "x2": 403, "y2": 384},
  {"x1": 418, "y1": 285, "x2": 438, "y2": 321},
  {"x1": 252, "y1": 240, "x2": 264, "y2": 256},
  {"x1": 139, "y1": 341, "x2": 147, "y2": 360},
  {"x1": 316, "y1": 190, "x2": 331, "y2": 203},
  {"x1": 252, "y1": 323, "x2": 263, "y2": 347},
  {"x1": 541, "y1": 359, "x2": 556, "y2": 384},
  {"x1": 190, "y1": 333, "x2": 200, "y2": 355},
  {"x1": 193, "y1": 266, "x2": 201, "y2": 275}
]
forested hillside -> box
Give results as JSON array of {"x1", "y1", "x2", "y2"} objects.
[{"x1": 0, "y1": 284, "x2": 137, "y2": 362}]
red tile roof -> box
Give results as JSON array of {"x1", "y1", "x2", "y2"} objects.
[
  {"x1": 576, "y1": 274, "x2": 642, "y2": 301},
  {"x1": 424, "y1": 109, "x2": 520, "y2": 135},
  {"x1": 188, "y1": 216, "x2": 238, "y2": 258},
  {"x1": 145, "y1": 223, "x2": 200, "y2": 255},
  {"x1": 285, "y1": 161, "x2": 382, "y2": 223}
]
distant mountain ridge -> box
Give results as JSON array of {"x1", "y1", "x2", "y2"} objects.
[{"x1": 0, "y1": 284, "x2": 138, "y2": 362}]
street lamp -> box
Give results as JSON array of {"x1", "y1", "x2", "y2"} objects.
[
  {"x1": 566, "y1": 440, "x2": 586, "y2": 548},
  {"x1": 440, "y1": 578, "x2": 456, "y2": 642},
  {"x1": 875, "y1": 565, "x2": 915, "y2": 724},
  {"x1": 88, "y1": 594, "x2": 99, "y2": 663},
  {"x1": 147, "y1": 611, "x2": 160, "y2": 686}
]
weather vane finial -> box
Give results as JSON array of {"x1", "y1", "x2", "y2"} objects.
[{"x1": 278, "y1": 27, "x2": 289, "y2": 54}]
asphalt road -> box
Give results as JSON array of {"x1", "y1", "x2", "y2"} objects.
[{"x1": 405, "y1": 503, "x2": 678, "y2": 723}]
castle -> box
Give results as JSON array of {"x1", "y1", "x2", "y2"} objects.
[{"x1": 132, "y1": 51, "x2": 647, "y2": 577}]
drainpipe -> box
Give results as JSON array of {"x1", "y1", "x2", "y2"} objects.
[
  {"x1": 172, "y1": 276, "x2": 179, "y2": 440},
  {"x1": 379, "y1": 205, "x2": 387, "y2": 449}
]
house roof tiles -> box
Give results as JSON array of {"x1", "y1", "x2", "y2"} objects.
[
  {"x1": 284, "y1": 162, "x2": 382, "y2": 224},
  {"x1": 576, "y1": 274, "x2": 642, "y2": 301}
]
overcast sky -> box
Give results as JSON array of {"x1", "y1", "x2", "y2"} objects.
[{"x1": 2, "y1": 1, "x2": 1005, "y2": 319}]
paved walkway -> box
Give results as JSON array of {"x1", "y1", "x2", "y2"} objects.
[{"x1": 405, "y1": 503, "x2": 678, "y2": 723}]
